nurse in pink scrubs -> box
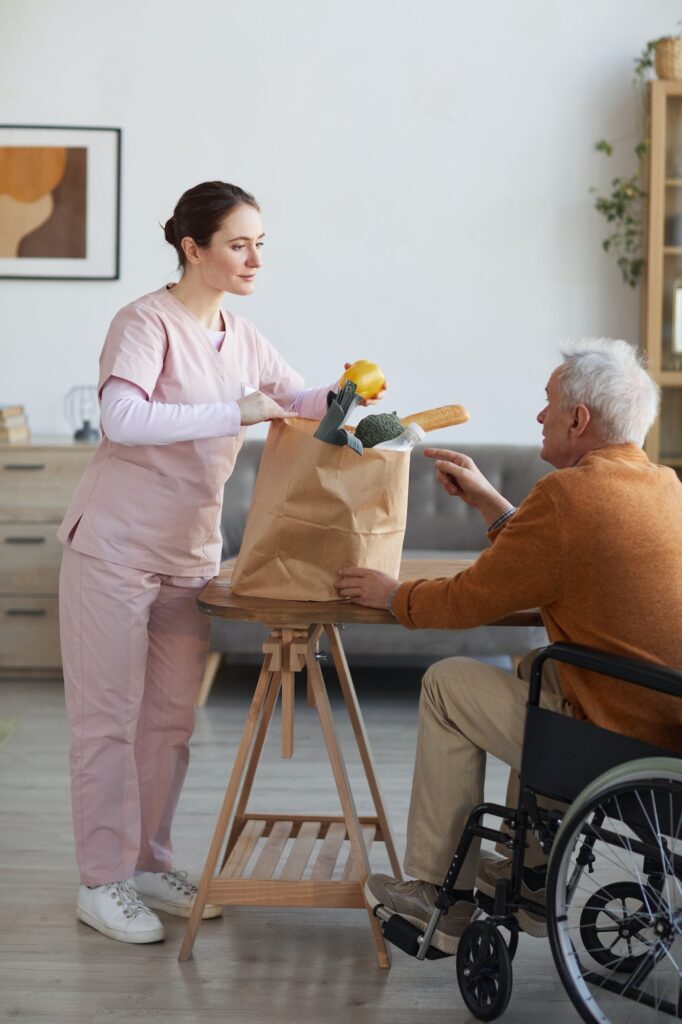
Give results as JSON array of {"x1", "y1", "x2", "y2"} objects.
[{"x1": 58, "y1": 181, "x2": 374, "y2": 945}]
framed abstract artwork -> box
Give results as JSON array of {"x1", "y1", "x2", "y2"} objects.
[{"x1": 0, "y1": 125, "x2": 121, "y2": 280}]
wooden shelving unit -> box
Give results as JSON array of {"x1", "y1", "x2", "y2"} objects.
[{"x1": 644, "y1": 80, "x2": 682, "y2": 477}]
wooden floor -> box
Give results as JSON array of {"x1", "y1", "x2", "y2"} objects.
[{"x1": 0, "y1": 663, "x2": 580, "y2": 1024}]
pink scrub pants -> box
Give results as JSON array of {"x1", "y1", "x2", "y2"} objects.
[{"x1": 59, "y1": 543, "x2": 212, "y2": 886}]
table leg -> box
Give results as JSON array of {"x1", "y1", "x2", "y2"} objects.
[
  {"x1": 325, "y1": 624, "x2": 403, "y2": 881},
  {"x1": 278, "y1": 622, "x2": 294, "y2": 761},
  {"x1": 220, "y1": 665, "x2": 282, "y2": 870},
  {"x1": 178, "y1": 654, "x2": 278, "y2": 961},
  {"x1": 306, "y1": 652, "x2": 391, "y2": 968},
  {"x1": 181, "y1": 623, "x2": 394, "y2": 967},
  {"x1": 267, "y1": 627, "x2": 312, "y2": 758},
  {"x1": 196, "y1": 651, "x2": 222, "y2": 708}
]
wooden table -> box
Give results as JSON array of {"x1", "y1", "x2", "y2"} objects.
[{"x1": 179, "y1": 559, "x2": 541, "y2": 966}]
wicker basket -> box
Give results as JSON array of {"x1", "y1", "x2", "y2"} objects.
[{"x1": 655, "y1": 37, "x2": 682, "y2": 80}]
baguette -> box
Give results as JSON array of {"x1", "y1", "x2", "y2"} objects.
[{"x1": 400, "y1": 404, "x2": 469, "y2": 432}]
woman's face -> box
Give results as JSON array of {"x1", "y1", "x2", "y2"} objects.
[{"x1": 190, "y1": 203, "x2": 265, "y2": 295}]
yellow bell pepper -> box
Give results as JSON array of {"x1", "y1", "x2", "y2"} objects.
[{"x1": 339, "y1": 360, "x2": 385, "y2": 399}]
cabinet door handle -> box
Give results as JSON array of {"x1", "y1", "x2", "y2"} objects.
[
  {"x1": 4, "y1": 536, "x2": 47, "y2": 544},
  {"x1": 4, "y1": 464, "x2": 46, "y2": 471},
  {"x1": 5, "y1": 608, "x2": 47, "y2": 617}
]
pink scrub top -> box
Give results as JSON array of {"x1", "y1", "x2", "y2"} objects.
[{"x1": 57, "y1": 285, "x2": 306, "y2": 576}]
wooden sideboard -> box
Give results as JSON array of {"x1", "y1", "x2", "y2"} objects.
[{"x1": 0, "y1": 436, "x2": 95, "y2": 675}]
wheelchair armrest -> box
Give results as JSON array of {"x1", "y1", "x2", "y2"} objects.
[{"x1": 528, "y1": 643, "x2": 682, "y2": 707}]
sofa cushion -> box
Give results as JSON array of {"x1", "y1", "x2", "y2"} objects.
[{"x1": 404, "y1": 444, "x2": 548, "y2": 552}]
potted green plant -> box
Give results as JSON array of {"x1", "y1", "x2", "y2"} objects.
[
  {"x1": 592, "y1": 31, "x2": 682, "y2": 288},
  {"x1": 592, "y1": 137, "x2": 647, "y2": 289}
]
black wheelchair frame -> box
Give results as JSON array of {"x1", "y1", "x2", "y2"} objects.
[{"x1": 372, "y1": 643, "x2": 682, "y2": 1023}]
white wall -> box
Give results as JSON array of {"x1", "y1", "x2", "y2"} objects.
[{"x1": 1, "y1": 0, "x2": 679, "y2": 443}]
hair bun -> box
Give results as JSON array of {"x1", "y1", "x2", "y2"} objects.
[{"x1": 163, "y1": 216, "x2": 176, "y2": 244}]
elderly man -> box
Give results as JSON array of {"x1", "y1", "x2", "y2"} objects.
[{"x1": 335, "y1": 338, "x2": 682, "y2": 956}]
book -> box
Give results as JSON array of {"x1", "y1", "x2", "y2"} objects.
[
  {"x1": 0, "y1": 425, "x2": 31, "y2": 443},
  {"x1": 0, "y1": 405, "x2": 25, "y2": 419},
  {"x1": 0, "y1": 413, "x2": 28, "y2": 428}
]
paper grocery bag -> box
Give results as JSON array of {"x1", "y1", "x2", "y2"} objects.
[{"x1": 230, "y1": 418, "x2": 410, "y2": 601}]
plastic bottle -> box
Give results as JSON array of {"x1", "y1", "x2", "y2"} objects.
[{"x1": 373, "y1": 423, "x2": 426, "y2": 451}]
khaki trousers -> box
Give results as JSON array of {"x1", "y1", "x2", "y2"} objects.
[
  {"x1": 59, "y1": 543, "x2": 212, "y2": 886},
  {"x1": 404, "y1": 651, "x2": 574, "y2": 889}
]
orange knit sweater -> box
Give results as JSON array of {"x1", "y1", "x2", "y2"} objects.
[{"x1": 392, "y1": 444, "x2": 682, "y2": 750}]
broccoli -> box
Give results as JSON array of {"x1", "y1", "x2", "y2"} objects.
[{"x1": 354, "y1": 411, "x2": 404, "y2": 448}]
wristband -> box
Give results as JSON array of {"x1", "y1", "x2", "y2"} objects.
[
  {"x1": 488, "y1": 506, "x2": 517, "y2": 532},
  {"x1": 386, "y1": 587, "x2": 399, "y2": 616}
]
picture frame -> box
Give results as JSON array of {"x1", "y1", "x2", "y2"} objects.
[{"x1": 0, "y1": 124, "x2": 121, "y2": 280}]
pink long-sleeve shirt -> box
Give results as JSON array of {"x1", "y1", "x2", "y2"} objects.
[
  {"x1": 100, "y1": 328, "x2": 334, "y2": 445},
  {"x1": 58, "y1": 285, "x2": 335, "y2": 575}
]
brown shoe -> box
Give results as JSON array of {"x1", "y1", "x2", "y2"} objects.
[
  {"x1": 475, "y1": 854, "x2": 547, "y2": 937},
  {"x1": 364, "y1": 873, "x2": 476, "y2": 955}
]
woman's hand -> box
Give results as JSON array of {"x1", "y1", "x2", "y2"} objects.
[
  {"x1": 335, "y1": 566, "x2": 399, "y2": 608},
  {"x1": 341, "y1": 362, "x2": 388, "y2": 406},
  {"x1": 424, "y1": 448, "x2": 512, "y2": 525},
  {"x1": 237, "y1": 392, "x2": 290, "y2": 426}
]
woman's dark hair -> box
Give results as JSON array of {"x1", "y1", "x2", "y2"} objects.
[{"x1": 163, "y1": 181, "x2": 260, "y2": 268}]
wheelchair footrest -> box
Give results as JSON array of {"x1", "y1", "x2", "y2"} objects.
[{"x1": 380, "y1": 913, "x2": 451, "y2": 959}]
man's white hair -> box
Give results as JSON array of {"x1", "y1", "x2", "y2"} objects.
[{"x1": 557, "y1": 338, "x2": 659, "y2": 447}]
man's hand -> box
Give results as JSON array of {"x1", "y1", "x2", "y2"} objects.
[
  {"x1": 237, "y1": 392, "x2": 290, "y2": 426},
  {"x1": 424, "y1": 448, "x2": 513, "y2": 526},
  {"x1": 335, "y1": 567, "x2": 399, "y2": 608}
]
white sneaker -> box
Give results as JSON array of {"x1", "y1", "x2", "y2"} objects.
[
  {"x1": 131, "y1": 868, "x2": 222, "y2": 919},
  {"x1": 77, "y1": 881, "x2": 165, "y2": 944}
]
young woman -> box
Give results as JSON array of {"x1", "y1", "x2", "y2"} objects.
[{"x1": 58, "y1": 181, "x2": 380, "y2": 945}]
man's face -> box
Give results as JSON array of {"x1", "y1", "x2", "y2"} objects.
[{"x1": 537, "y1": 368, "x2": 576, "y2": 467}]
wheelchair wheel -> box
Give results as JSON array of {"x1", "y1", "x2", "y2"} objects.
[
  {"x1": 472, "y1": 891, "x2": 520, "y2": 960},
  {"x1": 546, "y1": 757, "x2": 682, "y2": 1023},
  {"x1": 456, "y1": 920, "x2": 512, "y2": 1021}
]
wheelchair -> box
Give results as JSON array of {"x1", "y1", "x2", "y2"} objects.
[{"x1": 371, "y1": 643, "x2": 682, "y2": 1023}]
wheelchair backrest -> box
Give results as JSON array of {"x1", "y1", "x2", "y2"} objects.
[{"x1": 520, "y1": 706, "x2": 679, "y2": 805}]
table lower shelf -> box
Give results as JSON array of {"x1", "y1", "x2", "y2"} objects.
[
  {"x1": 208, "y1": 813, "x2": 384, "y2": 908},
  {"x1": 180, "y1": 623, "x2": 398, "y2": 966}
]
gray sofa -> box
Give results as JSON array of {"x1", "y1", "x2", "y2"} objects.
[{"x1": 210, "y1": 442, "x2": 550, "y2": 668}]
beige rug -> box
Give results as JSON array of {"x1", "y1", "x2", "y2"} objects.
[{"x1": 0, "y1": 717, "x2": 20, "y2": 749}]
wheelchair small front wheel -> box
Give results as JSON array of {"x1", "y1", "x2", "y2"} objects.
[{"x1": 456, "y1": 920, "x2": 512, "y2": 1022}]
